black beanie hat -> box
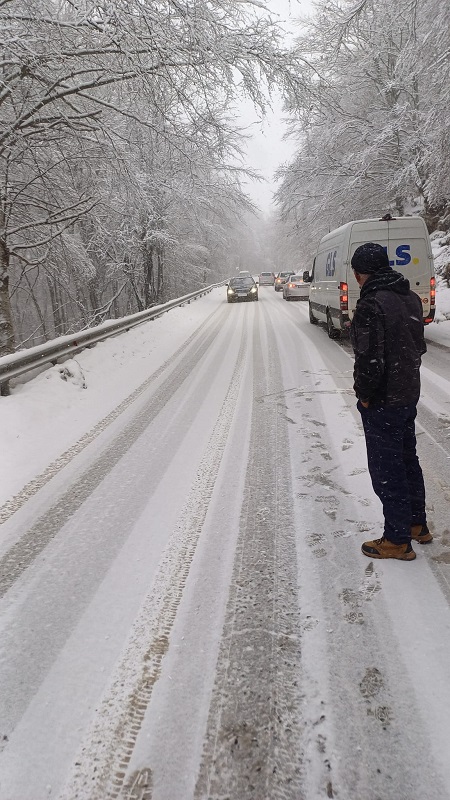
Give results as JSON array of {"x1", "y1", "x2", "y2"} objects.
[{"x1": 351, "y1": 242, "x2": 390, "y2": 274}]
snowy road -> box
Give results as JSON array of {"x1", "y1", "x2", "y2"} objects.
[{"x1": 1, "y1": 288, "x2": 450, "y2": 800}]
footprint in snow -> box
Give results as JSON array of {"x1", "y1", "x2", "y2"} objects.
[
  {"x1": 345, "y1": 610, "x2": 364, "y2": 625},
  {"x1": 361, "y1": 569, "x2": 381, "y2": 601},
  {"x1": 359, "y1": 667, "x2": 384, "y2": 699},
  {"x1": 367, "y1": 705, "x2": 394, "y2": 727},
  {"x1": 306, "y1": 533, "x2": 326, "y2": 546},
  {"x1": 332, "y1": 530, "x2": 348, "y2": 539},
  {"x1": 301, "y1": 616, "x2": 319, "y2": 631}
]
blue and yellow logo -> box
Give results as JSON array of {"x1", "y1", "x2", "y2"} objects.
[{"x1": 382, "y1": 244, "x2": 420, "y2": 267}]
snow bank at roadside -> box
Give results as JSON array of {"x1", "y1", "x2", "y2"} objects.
[
  {"x1": 0, "y1": 291, "x2": 223, "y2": 506},
  {"x1": 431, "y1": 231, "x2": 450, "y2": 322}
]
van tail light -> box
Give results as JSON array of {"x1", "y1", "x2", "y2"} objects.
[
  {"x1": 430, "y1": 276, "x2": 436, "y2": 307},
  {"x1": 340, "y1": 281, "x2": 348, "y2": 311}
]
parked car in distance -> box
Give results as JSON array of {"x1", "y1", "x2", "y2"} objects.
[
  {"x1": 283, "y1": 275, "x2": 310, "y2": 300},
  {"x1": 274, "y1": 271, "x2": 293, "y2": 291},
  {"x1": 227, "y1": 275, "x2": 259, "y2": 303},
  {"x1": 258, "y1": 271, "x2": 275, "y2": 285}
]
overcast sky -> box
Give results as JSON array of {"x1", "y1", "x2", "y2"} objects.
[{"x1": 240, "y1": 0, "x2": 314, "y2": 216}]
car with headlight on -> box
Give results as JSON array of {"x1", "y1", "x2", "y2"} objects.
[
  {"x1": 258, "y1": 271, "x2": 275, "y2": 286},
  {"x1": 274, "y1": 271, "x2": 293, "y2": 291},
  {"x1": 227, "y1": 276, "x2": 259, "y2": 303},
  {"x1": 283, "y1": 275, "x2": 310, "y2": 300}
]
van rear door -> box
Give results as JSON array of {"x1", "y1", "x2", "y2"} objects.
[
  {"x1": 387, "y1": 221, "x2": 434, "y2": 322},
  {"x1": 349, "y1": 217, "x2": 435, "y2": 323}
]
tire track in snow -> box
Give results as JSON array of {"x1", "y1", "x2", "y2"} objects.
[
  {"x1": 0, "y1": 306, "x2": 226, "y2": 599},
  {"x1": 0, "y1": 305, "x2": 222, "y2": 526},
  {"x1": 57, "y1": 324, "x2": 248, "y2": 800},
  {"x1": 194, "y1": 301, "x2": 304, "y2": 800}
]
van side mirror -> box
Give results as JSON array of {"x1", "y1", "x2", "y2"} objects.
[{"x1": 303, "y1": 270, "x2": 311, "y2": 283}]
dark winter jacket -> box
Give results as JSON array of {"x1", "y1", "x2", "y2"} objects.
[{"x1": 350, "y1": 269, "x2": 426, "y2": 406}]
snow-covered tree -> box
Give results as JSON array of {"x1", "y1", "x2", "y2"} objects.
[
  {"x1": 0, "y1": 0, "x2": 307, "y2": 357},
  {"x1": 276, "y1": 0, "x2": 450, "y2": 256}
]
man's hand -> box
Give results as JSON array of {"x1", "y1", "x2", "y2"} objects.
[{"x1": 360, "y1": 400, "x2": 370, "y2": 408}]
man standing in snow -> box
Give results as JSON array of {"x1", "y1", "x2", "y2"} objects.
[{"x1": 350, "y1": 242, "x2": 432, "y2": 561}]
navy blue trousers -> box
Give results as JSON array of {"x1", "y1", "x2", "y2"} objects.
[{"x1": 357, "y1": 401, "x2": 426, "y2": 544}]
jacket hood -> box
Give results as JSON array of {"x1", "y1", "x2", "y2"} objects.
[{"x1": 360, "y1": 268, "x2": 410, "y2": 298}]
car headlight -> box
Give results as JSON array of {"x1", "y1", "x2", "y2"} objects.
[
  {"x1": 227, "y1": 288, "x2": 235, "y2": 294},
  {"x1": 250, "y1": 286, "x2": 257, "y2": 293}
]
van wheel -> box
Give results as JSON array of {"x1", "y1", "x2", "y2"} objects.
[
  {"x1": 327, "y1": 311, "x2": 340, "y2": 339},
  {"x1": 309, "y1": 303, "x2": 317, "y2": 325}
]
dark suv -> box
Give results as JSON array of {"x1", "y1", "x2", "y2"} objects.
[{"x1": 227, "y1": 276, "x2": 259, "y2": 303}]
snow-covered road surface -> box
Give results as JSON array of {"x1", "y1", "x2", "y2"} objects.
[{"x1": 1, "y1": 288, "x2": 450, "y2": 800}]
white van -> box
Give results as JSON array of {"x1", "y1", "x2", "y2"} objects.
[{"x1": 306, "y1": 216, "x2": 436, "y2": 338}]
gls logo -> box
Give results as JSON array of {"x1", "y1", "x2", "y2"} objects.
[
  {"x1": 381, "y1": 244, "x2": 418, "y2": 267},
  {"x1": 327, "y1": 244, "x2": 417, "y2": 277}
]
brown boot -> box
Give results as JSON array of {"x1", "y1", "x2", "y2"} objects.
[
  {"x1": 411, "y1": 524, "x2": 433, "y2": 544},
  {"x1": 361, "y1": 536, "x2": 416, "y2": 561}
]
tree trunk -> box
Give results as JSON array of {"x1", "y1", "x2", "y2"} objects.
[
  {"x1": 128, "y1": 276, "x2": 144, "y2": 313},
  {"x1": 0, "y1": 235, "x2": 16, "y2": 359},
  {"x1": 143, "y1": 244, "x2": 155, "y2": 308},
  {"x1": 46, "y1": 272, "x2": 65, "y2": 337},
  {"x1": 88, "y1": 281, "x2": 99, "y2": 318},
  {"x1": 423, "y1": 199, "x2": 449, "y2": 234},
  {"x1": 23, "y1": 269, "x2": 48, "y2": 344},
  {"x1": 156, "y1": 247, "x2": 165, "y2": 302}
]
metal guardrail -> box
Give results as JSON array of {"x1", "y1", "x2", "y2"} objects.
[{"x1": 0, "y1": 283, "x2": 224, "y2": 390}]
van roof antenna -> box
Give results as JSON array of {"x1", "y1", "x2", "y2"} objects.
[{"x1": 380, "y1": 213, "x2": 394, "y2": 221}]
